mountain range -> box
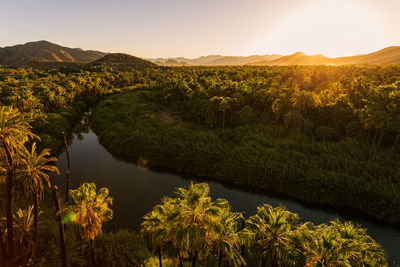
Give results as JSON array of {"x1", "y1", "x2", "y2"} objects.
[
  {"x1": 151, "y1": 47, "x2": 400, "y2": 66},
  {"x1": 1, "y1": 41, "x2": 400, "y2": 70}
]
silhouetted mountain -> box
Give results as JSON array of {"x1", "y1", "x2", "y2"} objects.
[
  {"x1": 204, "y1": 54, "x2": 282, "y2": 65},
  {"x1": 0, "y1": 40, "x2": 105, "y2": 68},
  {"x1": 254, "y1": 52, "x2": 330, "y2": 65},
  {"x1": 252, "y1": 47, "x2": 400, "y2": 65},
  {"x1": 88, "y1": 53, "x2": 156, "y2": 71},
  {"x1": 2, "y1": 41, "x2": 400, "y2": 69},
  {"x1": 162, "y1": 59, "x2": 188, "y2": 66},
  {"x1": 331, "y1": 46, "x2": 400, "y2": 65},
  {"x1": 150, "y1": 54, "x2": 281, "y2": 66}
]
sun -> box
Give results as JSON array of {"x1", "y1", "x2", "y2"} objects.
[{"x1": 255, "y1": 0, "x2": 389, "y2": 57}]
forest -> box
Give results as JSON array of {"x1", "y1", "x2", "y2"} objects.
[
  {"x1": 92, "y1": 65, "x2": 400, "y2": 224},
  {"x1": 0, "y1": 64, "x2": 399, "y2": 266}
]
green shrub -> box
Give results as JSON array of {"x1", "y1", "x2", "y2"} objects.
[
  {"x1": 315, "y1": 126, "x2": 338, "y2": 141},
  {"x1": 94, "y1": 230, "x2": 151, "y2": 266}
]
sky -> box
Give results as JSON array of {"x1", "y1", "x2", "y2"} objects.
[{"x1": 1, "y1": 0, "x2": 399, "y2": 58}]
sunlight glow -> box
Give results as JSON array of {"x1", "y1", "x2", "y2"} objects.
[
  {"x1": 63, "y1": 212, "x2": 76, "y2": 224},
  {"x1": 256, "y1": 1, "x2": 390, "y2": 57}
]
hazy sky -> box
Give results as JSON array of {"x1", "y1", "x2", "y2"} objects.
[{"x1": 1, "y1": 0, "x2": 399, "y2": 58}]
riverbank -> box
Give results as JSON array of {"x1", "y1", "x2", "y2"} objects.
[{"x1": 91, "y1": 87, "x2": 400, "y2": 224}]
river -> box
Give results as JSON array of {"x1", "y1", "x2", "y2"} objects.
[{"x1": 54, "y1": 125, "x2": 400, "y2": 264}]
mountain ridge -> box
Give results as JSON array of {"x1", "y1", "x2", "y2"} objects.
[
  {"x1": 1, "y1": 41, "x2": 400, "y2": 69},
  {"x1": 0, "y1": 40, "x2": 106, "y2": 67},
  {"x1": 253, "y1": 47, "x2": 400, "y2": 66}
]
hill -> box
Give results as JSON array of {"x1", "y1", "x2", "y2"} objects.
[
  {"x1": 88, "y1": 53, "x2": 156, "y2": 71},
  {"x1": 0, "y1": 40, "x2": 106, "y2": 68},
  {"x1": 2, "y1": 41, "x2": 400, "y2": 68},
  {"x1": 204, "y1": 54, "x2": 282, "y2": 65},
  {"x1": 331, "y1": 46, "x2": 400, "y2": 65},
  {"x1": 253, "y1": 52, "x2": 330, "y2": 65},
  {"x1": 150, "y1": 54, "x2": 282, "y2": 66},
  {"x1": 252, "y1": 47, "x2": 400, "y2": 66}
]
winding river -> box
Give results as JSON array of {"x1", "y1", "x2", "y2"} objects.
[{"x1": 54, "y1": 121, "x2": 400, "y2": 264}]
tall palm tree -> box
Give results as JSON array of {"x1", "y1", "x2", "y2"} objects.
[
  {"x1": 293, "y1": 222, "x2": 348, "y2": 267},
  {"x1": 141, "y1": 182, "x2": 230, "y2": 267},
  {"x1": 330, "y1": 220, "x2": 387, "y2": 266},
  {"x1": 291, "y1": 90, "x2": 321, "y2": 114},
  {"x1": 19, "y1": 142, "x2": 59, "y2": 250},
  {"x1": 141, "y1": 197, "x2": 180, "y2": 267},
  {"x1": 205, "y1": 204, "x2": 245, "y2": 267},
  {"x1": 60, "y1": 182, "x2": 113, "y2": 267},
  {"x1": 175, "y1": 182, "x2": 226, "y2": 267},
  {"x1": 13, "y1": 206, "x2": 35, "y2": 258},
  {"x1": 0, "y1": 106, "x2": 37, "y2": 259},
  {"x1": 240, "y1": 204, "x2": 299, "y2": 267}
]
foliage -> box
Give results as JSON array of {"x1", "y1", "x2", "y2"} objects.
[
  {"x1": 141, "y1": 182, "x2": 245, "y2": 266},
  {"x1": 93, "y1": 230, "x2": 151, "y2": 266},
  {"x1": 141, "y1": 183, "x2": 388, "y2": 266},
  {"x1": 92, "y1": 88, "x2": 400, "y2": 224},
  {"x1": 60, "y1": 182, "x2": 113, "y2": 241}
]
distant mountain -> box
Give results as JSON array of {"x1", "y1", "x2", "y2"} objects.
[
  {"x1": 161, "y1": 59, "x2": 188, "y2": 66},
  {"x1": 88, "y1": 53, "x2": 156, "y2": 71},
  {"x1": 252, "y1": 47, "x2": 400, "y2": 66},
  {"x1": 330, "y1": 46, "x2": 400, "y2": 65},
  {"x1": 150, "y1": 54, "x2": 282, "y2": 66},
  {"x1": 204, "y1": 54, "x2": 282, "y2": 65},
  {"x1": 0, "y1": 40, "x2": 106, "y2": 68},
  {"x1": 1, "y1": 41, "x2": 400, "y2": 69},
  {"x1": 253, "y1": 52, "x2": 330, "y2": 65}
]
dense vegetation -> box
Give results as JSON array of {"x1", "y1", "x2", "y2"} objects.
[
  {"x1": 0, "y1": 66, "x2": 159, "y2": 151},
  {"x1": 0, "y1": 65, "x2": 153, "y2": 266},
  {"x1": 0, "y1": 64, "x2": 398, "y2": 265},
  {"x1": 92, "y1": 64, "x2": 400, "y2": 224},
  {"x1": 141, "y1": 182, "x2": 387, "y2": 266},
  {"x1": 0, "y1": 105, "x2": 151, "y2": 266}
]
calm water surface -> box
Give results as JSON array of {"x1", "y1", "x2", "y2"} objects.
[{"x1": 55, "y1": 129, "x2": 400, "y2": 264}]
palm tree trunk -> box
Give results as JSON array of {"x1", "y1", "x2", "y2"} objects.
[
  {"x1": 4, "y1": 143, "x2": 14, "y2": 261},
  {"x1": 365, "y1": 130, "x2": 371, "y2": 145},
  {"x1": 218, "y1": 253, "x2": 223, "y2": 267},
  {"x1": 192, "y1": 250, "x2": 197, "y2": 267},
  {"x1": 51, "y1": 186, "x2": 67, "y2": 267},
  {"x1": 0, "y1": 226, "x2": 6, "y2": 264},
  {"x1": 259, "y1": 256, "x2": 266, "y2": 267},
  {"x1": 62, "y1": 132, "x2": 71, "y2": 203},
  {"x1": 369, "y1": 129, "x2": 379, "y2": 155},
  {"x1": 379, "y1": 130, "x2": 385, "y2": 146},
  {"x1": 222, "y1": 110, "x2": 225, "y2": 129},
  {"x1": 32, "y1": 188, "x2": 39, "y2": 257},
  {"x1": 90, "y1": 239, "x2": 96, "y2": 267},
  {"x1": 178, "y1": 252, "x2": 183, "y2": 267},
  {"x1": 389, "y1": 133, "x2": 400, "y2": 155},
  {"x1": 158, "y1": 247, "x2": 162, "y2": 267}
]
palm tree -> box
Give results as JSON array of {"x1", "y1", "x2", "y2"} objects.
[
  {"x1": 51, "y1": 185, "x2": 67, "y2": 267},
  {"x1": 175, "y1": 182, "x2": 227, "y2": 267},
  {"x1": 0, "y1": 106, "x2": 37, "y2": 259},
  {"x1": 0, "y1": 216, "x2": 7, "y2": 263},
  {"x1": 240, "y1": 204, "x2": 299, "y2": 267},
  {"x1": 141, "y1": 198, "x2": 179, "y2": 267},
  {"x1": 205, "y1": 204, "x2": 245, "y2": 267},
  {"x1": 13, "y1": 206, "x2": 35, "y2": 257},
  {"x1": 292, "y1": 222, "x2": 348, "y2": 267},
  {"x1": 331, "y1": 220, "x2": 387, "y2": 266},
  {"x1": 19, "y1": 142, "x2": 59, "y2": 250},
  {"x1": 141, "y1": 182, "x2": 230, "y2": 267},
  {"x1": 291, "y1": 90, "x2": 321, "y2": 114},
  {"x1": 60, "y1": 182, "x2": 113, "y2": 267}
]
